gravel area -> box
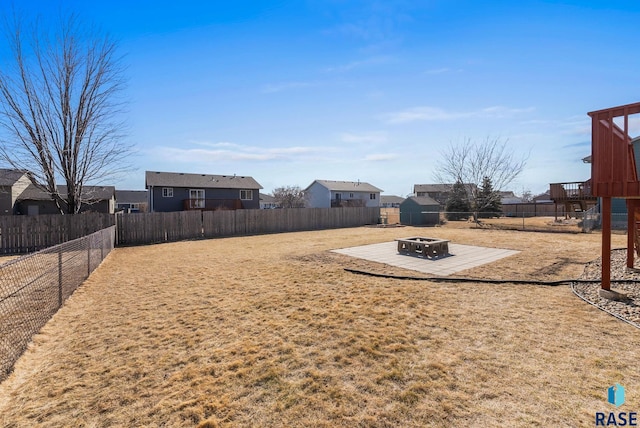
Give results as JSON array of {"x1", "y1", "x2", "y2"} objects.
[{"x1": 573, "y1": 249, "x2": 640, "y2": 327}]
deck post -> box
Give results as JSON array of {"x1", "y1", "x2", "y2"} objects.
[
  {"x1": 627, "y1": 199, "x2": 636, "y2": 268},
  {"x1": 602, "y1": 197, "x2": 612, "y2": 291}
]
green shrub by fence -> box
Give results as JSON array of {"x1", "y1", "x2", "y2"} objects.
[{"x1": 116, "y1": 207, "x2": 380, "y2": 246}]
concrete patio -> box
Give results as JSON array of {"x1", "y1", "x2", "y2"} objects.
[{"x1": 332, "y1": 241, "x2": 519, "y2": 276}]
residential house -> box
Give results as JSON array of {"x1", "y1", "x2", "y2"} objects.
[
  {"x1": 116, "y1": 190, "x2": 148, "y2": 213},
  {"x1": 0, "y1": 169, "x2": 31, "y2": 215},
  {"x1": 304, "y1": 180, "x2": 382, "y2": 208},
  {"x1": 400, "y1": 196, "x2": 440, "y2": 226},
  {"x1": 259, "y1": 193, "x2": 281, "y2": 209},
  {"x1": 499, "y1": 191, "x2": 522, "y2": 205},
  {"x1": 413, "y1": 183, "x2": 476, "y2": 207},
  {"x1": 145, "y1": 171, "x2": 262, "y2": 212},
  {"x1": 533, "y1": 190, "x2": 552, "y2": 203},
  {"x1": 16, "y1": 185, "x2": 116, "y2": 215},
  {"x1": 380, "y1": 195, "x2": 404, "y2": 208}
]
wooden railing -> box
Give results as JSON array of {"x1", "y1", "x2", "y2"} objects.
[
  {"x1": 330, "y1": 199, "x2": 366, "y2": 208},
  {"x1": 549, "y1": 181, "x2": 596, "y2": 202},
  {"x1": 182, "y1": 198, "x2": 243, "y2": 211}
]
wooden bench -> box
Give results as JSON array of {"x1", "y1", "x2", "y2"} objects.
[{"x1": 395, "y1": 237, "x2": 450, "y2": 259}]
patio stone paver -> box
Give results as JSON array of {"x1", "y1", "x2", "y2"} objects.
[{"x1": 332, "y1": 241, "x2": 519, "y2": 276}]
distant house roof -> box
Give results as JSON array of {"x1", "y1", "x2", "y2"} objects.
[
  {"x1": 380, "y1": 195, "x2": 404, "y2": 205},
  {"x1": 414, "y1": 183, "x2": 452, "y2": 193},
  {"x1": 145, "y1": 171, "x2": 263, "y2": 190},
  {"x1": 0, "y1": 169, "x2": 28, "y2": 186},
  {"x1": 414, "y1": 183, "x2": 476, "y2": 193},
  {"x1": 533, "y1": 191, "x2": 552, "y2": 202},
  {"x1": 306, "y1": 179, "x2": 383, "y2": 193},
  {"x1": 116, "y1": 190, "x2": 148, "y2": 204},
  {"x1": 259, "y1": 193, "x2": 277, "y2": 203},
  {"x1": 402, "y1": 196, "x2": 440, "y2": 206},
  {"x1": 18, "y1": 185, "x2": 116, "y2": 201}
]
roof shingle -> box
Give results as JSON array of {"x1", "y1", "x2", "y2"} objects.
[
  {"x1": 307, "y1": 179, "x2": 383, "y2": 193},
  {"x1": 145, "y1": 171, "x2": 262, "y2": 190}
]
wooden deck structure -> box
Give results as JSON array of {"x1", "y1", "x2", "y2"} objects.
[
  {"x1": 588, "y1": 101, "x2": 640, "y2": 290},
  {"x1": 182, "y1": 198, "x2": 243, "y2": 211},
  {"x1": 549, "y1": 181, "x2": 597, "y2": 218}
]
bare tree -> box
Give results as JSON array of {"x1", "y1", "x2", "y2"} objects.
[
  {"x1": 0, "y1": 12, "x2": 129, "y2": 214},
  {"x1": 434, "y1": 136, "x2": 527, "y2": 219},
  {"x1": 273, "y1": 185, "x2": 306, "y2": 208},
  {"x1": 520, "y1": 188, "x2": 533, "y2": 203}
]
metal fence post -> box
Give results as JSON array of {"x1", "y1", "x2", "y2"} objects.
[
  {"x1": 58, "y1": 247, "x2": 63, "y2": 308},
  {"x1": 87, "y1": 238, "x2": 91, "y2": 277}
]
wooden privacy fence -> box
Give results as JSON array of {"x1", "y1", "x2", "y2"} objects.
[
  {"x1": 116, "y1": 207, "x2": 380, "y2": 246},
  {"x1": 502, "y1": 202, "x2": 566, "y2": 218},
  {"x1": 0, "y1": 213, "x2": 115, "y2": 254}
]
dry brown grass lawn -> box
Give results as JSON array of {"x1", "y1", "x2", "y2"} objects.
[
  {"x1": 0, "y1": 255, "x2": 22, "y2": 265},
  {"x1": 0, "y1": 225, "x2": 638, "y2": 427},
  {"x1": 444, "y1": 215, "x2": 587, "y2": 233}
]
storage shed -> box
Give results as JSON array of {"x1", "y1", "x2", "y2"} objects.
[{"x1": 400, "y1": 196, "x2": 440, "y2": 226}]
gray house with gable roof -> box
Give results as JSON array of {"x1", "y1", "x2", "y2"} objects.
[
  {"x1": 116, "y1": 190, "x2": 148, "y2": 212},
  {"x1": 145, "y1": 171, "x2": 263, "y2": 212},
  {"x1": 413, "y1": 183, "x2": 476, "y2": 208},
  {"x1": 16, "y1": 184, "x2": 116, "y2": 215},
  {"x1": 0, "y1": 169, "x2": 32, "y2": 215},
  {"x1": 304, "y1": 180, "x2": 382, "y2": 208}
]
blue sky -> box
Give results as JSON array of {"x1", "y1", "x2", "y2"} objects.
[{"x1": 3, "y1": 0, "x2": 640, "y2": 196}]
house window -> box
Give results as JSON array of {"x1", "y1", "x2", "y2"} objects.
[
  {"x1": 370, "y1": 193, "x2": 376, "y2": 200},
  {"x1": 190, "y1": 189, "x2": 205, "y2": 208},
  {"x1": 349, "y1": 193, "x2": 354, "y2": 198},
  {"x1": 240, "y1": 189, "x2": 253, "y2": 200},
  {"x1": 162, "y1": 188, "x2": 173, "y2": 198}
]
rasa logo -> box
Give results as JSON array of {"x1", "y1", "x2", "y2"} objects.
[{"x1": 596, "y1": 384, "x2": 637, "y2": 426}]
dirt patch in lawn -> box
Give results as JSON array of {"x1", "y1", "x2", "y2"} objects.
[{"x1": 0, "y1": 225, "x2": 637, "y2": 427}]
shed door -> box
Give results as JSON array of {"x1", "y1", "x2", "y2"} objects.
[{"x1": 27, "y1": 205, "x2": 39, "y2": 216}]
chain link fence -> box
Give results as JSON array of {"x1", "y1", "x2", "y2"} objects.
[
  {"x1": 0, "y1": 226, "x2": 115, "y2": 382},
  {"x1": 431, "y1": 210, "x2": 630, "y2": 233},
  {"x1": 424, "y1": 211, "x2": 590, "y2": 232}
]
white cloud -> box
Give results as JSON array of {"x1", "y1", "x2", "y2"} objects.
[
  {"x1": 340, "y1": 132, "x2": 387, "y2": 143},
  {"x1": 382, "y1": 105, "x2": 536, "y2": 124},
  {"x1": 193, "y1": 141, "x2": 242, "y2": 148},
  {"x1": 154, "y1": 142, "x2": 324, "y2": 163},
  {"x1": 480, "y1": 106, "x2": 535, "y2": 117},
  {"x1": 547, "y1": 114, "x2": 640, "y2": 138},
  {"x1": 363, "y1": 153, "x2": 398, "y2": 161}
]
